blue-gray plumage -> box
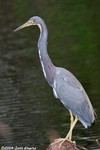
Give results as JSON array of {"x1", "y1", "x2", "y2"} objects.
[
  {"x1": 14, "y1": 16, "x2": 95, "y2": 143},
  {"x1": 53, "y1": 68, "x2": 95, "y2": 128}
]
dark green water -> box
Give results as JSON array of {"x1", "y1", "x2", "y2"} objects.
[{"x1": 0, "y1": 0, "x2": 100, "y2": 149}]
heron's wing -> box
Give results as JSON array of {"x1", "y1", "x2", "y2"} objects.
[{"x1": 53, "y1": 70, "x2": 95, "y2": 127}]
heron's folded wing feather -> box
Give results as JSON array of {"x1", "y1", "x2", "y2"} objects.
[{"x1": 54, "y1": 73, "x2": 95, "y2": 124}]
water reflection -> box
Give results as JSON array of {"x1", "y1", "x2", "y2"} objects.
[{"x1": 0, "y1": 0, "x2": 100, "y2": 150}]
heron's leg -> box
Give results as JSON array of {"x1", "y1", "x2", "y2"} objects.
[
  {"x1": 65, "y1": 116, "x2": 78, "y2": 140},
  {"x1": 58, "y1": 116, "x2": 78, "y2": 147},
  {"x1": 52, "y1": 115, "x2": 78, "y2": 146},
  {"x1": 68, "y1": 110, "x2": 74, "y2": 141},
  {"x1": 50, "y1": 115, "x2": 78, "y2": 147},
  {"x1": 54, "y1": 111, "x2": 74, "y2": 143}
]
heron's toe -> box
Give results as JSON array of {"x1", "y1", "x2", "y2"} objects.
[{"x1": 50, "y1": 138, "x2": 65, "y2": 145}]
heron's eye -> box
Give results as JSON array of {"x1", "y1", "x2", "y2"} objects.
[{"x1": 29, "y1": 20, "x2": 34, "y2": 24}]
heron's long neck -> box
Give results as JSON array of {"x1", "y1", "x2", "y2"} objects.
[{"x1": 37, "y1": 22, "x2": 55, "y2": 86}]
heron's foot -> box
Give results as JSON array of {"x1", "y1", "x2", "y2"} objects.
[
  {"x1": 58, "y1": 137, "x2": 76, "y2": 148},
  {"x1": 51, "y1": 137, "x2": 76, "y2": 148},
  {"x1": 50, "y1": 138, "x2": 65, "y2": 145}
]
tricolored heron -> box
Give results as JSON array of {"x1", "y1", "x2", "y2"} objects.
[{"x1": 14, "y1": 16, "x2": 95, "y2": 144}]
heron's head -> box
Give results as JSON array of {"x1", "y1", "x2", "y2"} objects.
[{"x1": 14, "y1": 16, "x2": 41, "y2": 32}]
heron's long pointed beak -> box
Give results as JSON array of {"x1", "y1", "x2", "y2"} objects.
[{"x1": 14, "y1": 21, "x2": 34, "y2": 32}]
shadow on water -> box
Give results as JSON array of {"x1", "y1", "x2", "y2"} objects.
[{"x1": 0, "y1": 0, "x2": 100, "y2": 149}]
